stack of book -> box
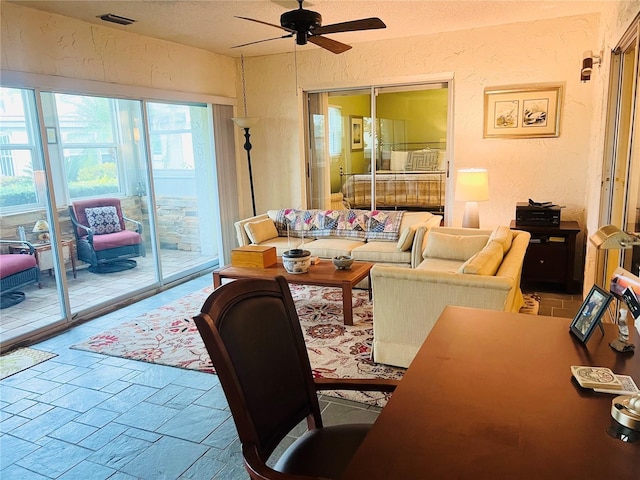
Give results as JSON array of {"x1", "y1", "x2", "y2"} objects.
[{"x1": 571, "y1": 366, "x2": 639, "y2": 394}]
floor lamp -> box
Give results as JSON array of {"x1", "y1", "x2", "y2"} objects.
[
  {"x1": 232, "y1": 54, "x2": 259, "y2": 216},
  {"x1": 232, "y1": 117, "x2": 259, "y2": 216},
  {"x1": 455, "y1": 168, "x2": 489, "y2": 228}
]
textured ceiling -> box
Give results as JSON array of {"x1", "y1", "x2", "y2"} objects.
[{"x1": 9, "y1": 0, "x2": 609, "y2": 57}]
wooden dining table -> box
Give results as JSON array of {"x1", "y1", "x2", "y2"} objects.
[{"x1": 342, "y1": 306, "x2": 640, "y2": 479}]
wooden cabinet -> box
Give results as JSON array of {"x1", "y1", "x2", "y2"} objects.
[{"x1": 510, "y1": 220, "x2": 580, "y2": 293}]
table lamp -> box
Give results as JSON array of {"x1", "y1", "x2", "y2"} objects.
[
  {"x1": 455, "y1": 168, "x2": 489, "y2": 228},
  {"x1": 32, "y1": 220, "x2": 50, "y2": 242}
]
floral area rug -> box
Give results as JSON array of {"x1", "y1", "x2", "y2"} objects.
[
  {"x1": 71, "y1": 285, "x2": 540, "y2": 407},
  {"x1": 521, "y1": 293, "x2": 541, "y2": 315},
  {"x1": 71, "y1": 284, "x2": 405, "y2": 406},
  {"x1": 0, "y1": 348, "x2": 58, "y2": 380}
]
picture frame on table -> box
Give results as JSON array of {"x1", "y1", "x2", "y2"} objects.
[
  {"x1": 350, "y1": 116, "x2": 364, "y2": 151},
  {"x1": 569, "y1": 285, "x2": 613, "y2": 343},
  {"x1": 483, "y1": 84, "x2": 563, "y2": 138}
]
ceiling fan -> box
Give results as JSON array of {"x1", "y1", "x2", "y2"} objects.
[{"x1": 233, "y1": 0, "x2": 386, "y2": 54}]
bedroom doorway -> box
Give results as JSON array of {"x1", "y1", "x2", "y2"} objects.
[{"x1": 305, "y1": 81, "x2": 450, "y2": 216}]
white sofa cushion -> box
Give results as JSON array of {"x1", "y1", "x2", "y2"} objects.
[
  {"x1": 304, "y1": 238, "x2": 365, "y2": 258},
  {"x1": 396, "y1": 227, "x2": 416, "y2": 251},
  {"x1": 244, "y1": 218, "x2": 279, "y2": 244},
  {"x1": 255, "y1": 237, "x2": 315, "y2": 256},
  {"x1": 488, "y1": 226, "x2": 513, "y2": 254},
  {"x1": 353, "y1": 241, "x2": 412, "y2": 264},
  {"x1": 423, "y1": 231, "x2": 490, "y2": 261},
  {"x1": 416, "y1": 257, "x2": 464, "y2": 273},
  {"x1": 458, "y1": 240, "x2": 504, "y2": 276}
]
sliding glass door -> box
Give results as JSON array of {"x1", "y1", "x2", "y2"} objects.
[
  {"x1": 146, "y1": 101, "x2": 219, "y2": 281},
  {"x1": 598, "y1": 16, "x2": 640, "y2": 285},
  {"x1": 0, "y1": 87, "x2": 66, "y2": 338},
  {"x1": 306, "y1": 82, "x2": 449, "y2": 215},
  {"x1": 1, "y1": 85, "x2": 223, "y2": 350}
]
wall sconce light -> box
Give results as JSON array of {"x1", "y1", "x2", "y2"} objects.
[
  {"x1": 581, "y1": 50, "x2": 603, "y2": 83},
  {"x1": 455, "y1": 168, "x2": 489, "y2": 228}
]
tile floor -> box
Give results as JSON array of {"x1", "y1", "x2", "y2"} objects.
[
  {"x1": 1, "y1": 248, "x2": 214, "y2": 348},
  {"x1": 1, "y1": 274, "x2": 580, "y2": 479},
  {"x1": 0, "y1": 274, "x2": 382, "y2": 479}
]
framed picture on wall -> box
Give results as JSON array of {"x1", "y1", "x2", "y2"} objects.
[
  {"x1": 483, "y1": 84, "x2": 563, "y2": 138},
  {"x1": 350, "y1": 116, "x2": 364, "y2": 151}
]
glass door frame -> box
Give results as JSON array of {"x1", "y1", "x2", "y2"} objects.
[
  {"x1": 597, "y1": 15, "x2": 640, "y2": 287},
  {"x1": 1, "y1": 69, "x2": 234, "y2": 351},
  {"x1": 303, "y1": 74, "x2": 454, "y2": 225}
]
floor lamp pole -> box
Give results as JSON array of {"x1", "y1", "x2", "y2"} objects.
[{"x1": 242, "y1": 127, "x2": 256, "y2": 217}]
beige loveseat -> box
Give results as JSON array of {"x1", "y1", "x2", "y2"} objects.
[
  {"x1": 371, "y1": 226, "x2": 530, "y2": 368},
  {"x1": 234, "y1": 209, "x2": 443, "y2": 270}
]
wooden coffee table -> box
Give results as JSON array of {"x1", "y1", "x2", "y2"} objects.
[{"x1": 213, "y1": 259, "x2": 373, "y2": 326}]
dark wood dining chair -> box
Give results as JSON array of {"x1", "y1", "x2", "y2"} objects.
[{"x1": 194, "y1": 276, "x2": 398, "y2": 480}]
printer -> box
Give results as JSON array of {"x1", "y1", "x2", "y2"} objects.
[{"x1": 515, "y1": 200, "x2": 561, "y2": 227}]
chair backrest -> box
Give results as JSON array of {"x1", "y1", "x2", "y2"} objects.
[
  {"x1": 194, "y1": 276, "x2": 323, "y2": 463},
  {"x1": 70, "y1": 198, "x2": 125, "y2": 237}
]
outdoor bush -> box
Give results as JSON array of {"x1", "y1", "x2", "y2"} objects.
[{"x1": 0, "y1": 176, "x2": 37, "y2": 207}]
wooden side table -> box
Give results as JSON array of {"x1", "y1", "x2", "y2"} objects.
[
  {"x1": 9, "y1": 239, "x2": 77, "y2": 279},
  {"x1": 510, "y1": 220, "x2": 580, "y2": 293}
]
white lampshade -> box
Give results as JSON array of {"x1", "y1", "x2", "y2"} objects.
[
  {"x1": 32, "y1": 219, "x2": 50, "y2": 242},
  {"x1": 32, "y1": 220, "x2": 49, "y2": 233},
  {"x1": 232, "y1": 117, "x2": 259, "y2": 129},
  {"x1": 455, "y1": 169, "x2": 489, "y2": 202},
  {"x1": 456, "y1": 168, "x2": 489, "y2": 228}
]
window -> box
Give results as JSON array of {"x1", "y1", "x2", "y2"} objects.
[
  {"x1": 147, "y1": 102, "x2": 197, "y2": 170},
  {"x1": 328, "y1": 105, "x2": 343, "y2": 157},
  {"x1": 0, "y1": 87, "x2": 42, "y2": 209},
  {"x1": 54, "y1": 93, "x2": 121, "y2": 198}
]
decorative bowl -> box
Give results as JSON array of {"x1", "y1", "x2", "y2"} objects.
[
  {"x1": 282, "y1": 249, "x2": 312, "y2": 274},
  {"x1": 332, "y1": 255, "x2": 354, "y2": 270}
]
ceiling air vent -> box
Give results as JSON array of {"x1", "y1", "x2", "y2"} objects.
[{"x1": 97, "y1": 14, "x2": 136, "y2": 26}]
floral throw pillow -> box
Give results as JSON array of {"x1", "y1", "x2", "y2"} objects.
[{"x1": 85, "y1": 206, "x2": 122, "y2": 235}]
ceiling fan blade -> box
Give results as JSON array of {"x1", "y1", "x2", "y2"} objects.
[
  {"x1": 235, "y1": 16, "x2": 294, "y2": 33},
  {"x1": 308, "y1": 35, "x2": 352, "y2": 54},
  {"x1": 313, "y1": 17, "x2": 386, "y2": 35},
  {"x1": 231, "y1": 34, "x2": 294, "y2": 49}
]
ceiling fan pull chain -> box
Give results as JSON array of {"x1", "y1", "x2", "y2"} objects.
[
  {"x1": 294, "y1": 45, "x2": 299, "y2": 96},
  {"x1": 240, "y1": 54, "x2": 248, "y2": 117}
]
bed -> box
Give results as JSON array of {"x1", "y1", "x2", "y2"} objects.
[{"x1": 341, "y1": 147, "x2": 446, "y2": 212}]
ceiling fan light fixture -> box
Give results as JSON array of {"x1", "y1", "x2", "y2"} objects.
[
  {"x1": 97, "y1": 13, "x2": 136, "y2": 26},
  {"x1": 234, "y1": 0, "x2": 385, "y2": 54}
]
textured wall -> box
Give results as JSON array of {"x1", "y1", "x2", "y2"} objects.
[
  {"x1": 243, "y1": 14, "x2": 600, "y2": 231},
  {"x1": 0, "y1": 2, "x2": 236, "y2": 98},
  {"x1": 582, "y1": 3, "x2": 640, "y2": 293}
]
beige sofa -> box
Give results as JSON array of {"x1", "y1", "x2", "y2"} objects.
[
  {"x1": 234, "y1": 209, "x2": 443, "y2": 271},
  {"x1": 371, "y1": 226, "x2": 530, "y2": 368}
]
